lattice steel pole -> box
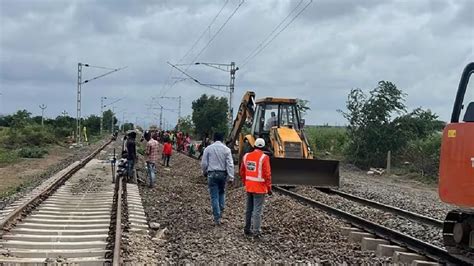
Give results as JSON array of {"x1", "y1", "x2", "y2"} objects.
[
  {"x1": 229, "y1": 62, "x2": 237, "y2": 129},
  {"x1": 100, "y1": 97, "x2": 106, "y2": 135},
  {"x1": 76, "y1": 63, "x2": 83, "y2": 144}
]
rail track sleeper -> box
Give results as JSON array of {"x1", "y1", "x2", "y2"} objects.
[
  {"x1": 10, "y1": 228, "x2": 109, "y2": 235},
  {"x1": 5, "y1": 248, "x2": 111, "y2": 258},
  {"x1": 16, "y1": 223, "x2": 110, "y2": 230},
  {"x1": 2, "y1": 234, "x2": 108, "y2": 242}
]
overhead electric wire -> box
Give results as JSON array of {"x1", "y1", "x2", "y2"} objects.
[
  {"x1": 186, "y1": 0, "x2": 245, "y2": 70},
  {"x1": 158, "y1": 0, "x2": 230, "y2": 98},
  {"x1": 178, "y1": 0, "x2": 230, "y2": 63},
  {"x1": 241, "y1": 0, "x2": 304, "y2": 66},
  {"x1": 241, "y1": 0, "x2": 313, "y2": 68}
]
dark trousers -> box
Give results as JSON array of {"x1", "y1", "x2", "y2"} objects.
[
  {"x1": 162, "y1": 155, "x2": 171, "y2": 166},
  {"x1": 245, "y1": 192, "x2": 265, "y2": 234}
]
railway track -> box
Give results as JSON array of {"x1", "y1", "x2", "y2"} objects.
[
  {"x1": 274, "y1": 186, "x2": 472, "y2": 265},
  {"x1": 0, "y1": 140, "x2": 125, "y2": 265},
  {"x1": 318, "y1": 188, "x2": 444, "y2": 228},
  {"x1": 181, "y1": 151, "x2": 472, "y2": 264}
]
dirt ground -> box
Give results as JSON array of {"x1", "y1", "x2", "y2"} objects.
[{"x1": 0, "y1": 142, "x2": 106, "y2": 200}]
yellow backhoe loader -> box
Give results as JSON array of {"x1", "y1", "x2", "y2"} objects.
[{"x1": 228, "y1": 91, "x2": 340, "y2": 187}]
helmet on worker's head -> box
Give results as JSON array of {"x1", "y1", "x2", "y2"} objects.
[{"x1": 255, "y1": 138, "x2": 265, "y2": 148}]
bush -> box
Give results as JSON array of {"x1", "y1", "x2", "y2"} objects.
[
  {"x1": 0, "y1": 148, "x2": 19, "y2": 166},
  {"x1": 2, "y1": 124, "x2": 56, "y2": 149},
  {"x1": 401, "y1": 133, "x2": 441, "y2": 181},
  {"x1": 17, "y1": 146, "x2": 49, "y2": 158}
]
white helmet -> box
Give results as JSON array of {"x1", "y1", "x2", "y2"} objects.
[{"x1": 254, "y1": 138, "x2": 265, "y2": 148}]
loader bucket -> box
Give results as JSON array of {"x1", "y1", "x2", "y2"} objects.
[{"x1": 270, "y1": 157, "x2": 340, "y2": 188}]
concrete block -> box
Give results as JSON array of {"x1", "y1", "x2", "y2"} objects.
[
  {"x1": 361, "y1": 237, "x2": 390, "y2": 251},
  {"x1": 348, "y1": 231, "x2": 374, "y2": 243},
  {"x1": 411, "y1": 260, "x2": 440, "y2": 266},
  {"x1": 340, "y1": 226, "x2": 361, "y2": 236},
  {"x1": 393, "y1": 251, "x2": 428, "y2": 264},
  {"x1": 376, "y1": 244, "x2": 407, "y2": 257}
]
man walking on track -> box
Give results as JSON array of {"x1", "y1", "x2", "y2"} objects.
[
  {"x1": 145, "y1": 132, "x2": 159, "y2": 188},
  {"x1": 126, "y1": 131, "x2": 137, "y2": 183},
  {"x1": 240, "y1": 138, "x2": 272, "y2": 237},
  {"x1": 200, "y1": 132, "x2": 234, "y2": 225}
]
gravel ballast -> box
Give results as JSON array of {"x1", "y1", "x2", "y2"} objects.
[
  {"x1": 133, "y1": 151, "x2": 388, "y2": 264},
  {"x1": 294, "y1": 186, "x2": 444, "y2": 247},
  {"x1": 339, "y1": 164, "x2": 452, "y2": 220}
]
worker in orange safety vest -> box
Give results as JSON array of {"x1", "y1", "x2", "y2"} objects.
[{"x1": 239, "y1": 137, "x2": 272, "y2": 237}]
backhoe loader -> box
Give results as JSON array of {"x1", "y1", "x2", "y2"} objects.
[{"x1": 228, "y1": 91, "x2": 339, "y2": 187}]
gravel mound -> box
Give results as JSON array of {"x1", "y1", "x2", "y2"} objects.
[{"x1": 136, "y1": 152, "x2": 387, "y2": 264}]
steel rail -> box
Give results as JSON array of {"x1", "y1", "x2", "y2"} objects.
[
  {"x1": 0, "y1": 139, "x2": 112, "y2": 230},
  {"x1": 274, "y1": 186, "x2": 471, "y2": 265},
  {"x1": 320, "y1": 188, "x2": 444, "y2": 228},
  {"x1": 112, "y1": 175, "x2": 123, "y2": 266}
]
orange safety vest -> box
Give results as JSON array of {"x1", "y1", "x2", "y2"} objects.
[{"x1": 240, "y1": 149, "x2": 272, "y2": 194}]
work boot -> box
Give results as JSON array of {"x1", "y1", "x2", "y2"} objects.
[{"x1": 244, "y1": 229, "x2": 252, "y2": 236}]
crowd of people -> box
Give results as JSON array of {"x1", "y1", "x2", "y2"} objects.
[{"x1": 121, "y1": 129, "x2": 272, "y2": 238}]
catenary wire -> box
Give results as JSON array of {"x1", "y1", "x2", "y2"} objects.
[
  {"x1": 241, "y1": 0, "x2": 313, "y2": 68},
  {"x1": 241, "y1": 0, "x2": 304, "y2": 66}
]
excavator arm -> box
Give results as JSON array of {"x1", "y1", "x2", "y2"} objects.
[{"x1": 227, "y1": 91, "x2": 256, "y2": 153}]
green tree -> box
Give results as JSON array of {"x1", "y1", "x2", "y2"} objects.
[
  {"x1": 10, "y1": 110, "x2": 32, "y2": 129},
  {"x1": 175, "y1": 115, "x2": 194, "y2": 134},
  {"x1": 52, "y1": 115, "x2": 76, "y2": 138},
  {"x1": 82, "y1": 115, "x2": 101, "y2": 136},
  {"x1": 393, "y1": 108, "x2": 445, "y2": 142},
  {"x1": 297, "y1": 99, "x2": 311, "y2": 118},
  {"x1": 192, "y1": 94, "x2": 228, "y2": 138},
  {"x1": 340, "y1": 81, "x2": 407, "y2": 168},
  {"x1": 121, "y1": 122, "x2": 134, "y2": 132},
  {"x1": 103, "y1": 109, "x2": 118, "y2": 133}
]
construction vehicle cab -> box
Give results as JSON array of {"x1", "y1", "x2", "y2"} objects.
[
  {"x1": 249, "y1": 97, "x2": 312, "y2": 159},
  {"x1": 439, "y1": 62, "x2": 474, "y2": 252},
  {"x1": 229, "y1": 91, "x2": 339, "y2": 188}
]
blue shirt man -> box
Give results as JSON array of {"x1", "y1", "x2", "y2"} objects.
[{"x1": 201, "y1": 132, "x2": 234, "y2": 225}]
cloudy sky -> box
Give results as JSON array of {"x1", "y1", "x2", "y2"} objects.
[{"x1": 0, "y1": 0, "x2": 473, "y2": 128}]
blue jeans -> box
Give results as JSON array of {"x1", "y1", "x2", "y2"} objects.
[
  {"x1": 127, "y1": 159, "x2": 135, "y2": 180},
  {"x1": 207, "y1": 171, "x2": 227, "y2": 223},
  {"x1": 146, "y1": 162, "x2": 156, "y2": 187},
  {"x1": 245, "y1": 193, "x2": 265, "y2": 234}
]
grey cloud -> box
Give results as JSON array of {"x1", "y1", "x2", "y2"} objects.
[{"x1": 1, "y1": 0, "x2": 473, "y2": 127}]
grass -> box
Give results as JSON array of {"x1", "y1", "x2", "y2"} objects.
[{"x1": 0, "y1": 148, "x2": 19, "y2": 167}]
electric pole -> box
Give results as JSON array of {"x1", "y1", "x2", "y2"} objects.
[
  {"x1": 101, "y1": 97, "x2": 122, "y2": 135},
  {"x1": 39, "y1": 104, "x2": 47, "y2": 127},
  {"x1": 76, "y1": 63, "x2": 82, "y2": 141},
  {"x1": 75, "y1": 63, "x2": 127, "y2": 145},
  {"x1": 159, "y1": 106, "x2": 163, "y2": 130},
  {"x1": 100, "y1": 96, "x2": 106, "y2": 135},
  {"x1": 168, "y1": 61, "x2": 238, "y2": 129},
  {"x1": 61, "y1": 110, "x2": 68, "y2": 117},
  {"x1": 153, "y1": 96, "x2": 182, "y2": 130},
  {"x1": 229, "y1": 62, "x2": 237, "y2": 129}
]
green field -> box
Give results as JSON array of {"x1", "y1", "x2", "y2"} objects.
[{"x1": 305, "y1": 126, "x2": 347, "y2": 159}]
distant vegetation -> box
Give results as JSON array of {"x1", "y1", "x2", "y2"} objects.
[
  {"x1": 306, "y1": 81, "x2": 445, "y2": 182},
  {"x1": 0, "y1": 109, "x2": 118, "y2": 164}
]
